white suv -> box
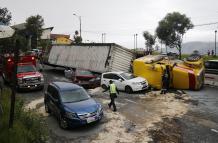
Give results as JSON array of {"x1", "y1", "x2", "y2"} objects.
[{"x1": 101, "y1": 72, "x2": 148, "y2": 93}]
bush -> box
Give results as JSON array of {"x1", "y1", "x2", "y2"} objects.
[{"x1": 0, "y1": 88, "x2": 48, "y2": 143}]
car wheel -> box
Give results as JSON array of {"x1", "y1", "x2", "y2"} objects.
[
  {"x1": 45, "y1": 102, "x2": 51, "y2": 113},
  {"x1": 59, "y1": 115, "x2": 68, "y2": 129},
  {"x1": 125, "y1": 86, "x2": 133, "y2": 94},
  {"x1": 101, "y1": 84, "x2": 107, "y2": 90}
]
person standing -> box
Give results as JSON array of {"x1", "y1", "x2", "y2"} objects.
[
  {"x1": 208, "y1": 50, "x2": 210, "y2": 56},
  {"x1": 104, "y1": 80, "x2": 119, "y2": 112},
  {"x1": 212, "y1": 50, "x2": 214, "y2": 56},
  {"x1": 161, "y1": 66, "x2": 170, "y2": 94}
]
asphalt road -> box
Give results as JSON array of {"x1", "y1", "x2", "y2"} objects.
[
  {"x1": 2, "y1": 64, "x2": 218, "y2": 143},
  {"x1": 181, "y1": 86, "x2": 218, "y2": 143}
]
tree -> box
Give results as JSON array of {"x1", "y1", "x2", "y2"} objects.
[
  {"x1": 156, "y1": 12, "x2": 193, "y2": 59},
  {"x1": 0, "y1": 7, "x2": 13, "y2": 54},
  {"x1": 73, "y1": 30, "x2": 82, "y2": 44},
  {"x1": 25, "y1": 15, "x2": 44, "y2": 49},
  {"x1": 0, "y1": 7, "x2": 12, "y2": 25},
  {"x1": 143, "y1": 31, "x2": 156, "y2": 53}
]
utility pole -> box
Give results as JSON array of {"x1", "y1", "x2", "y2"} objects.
[
  {"x1": 135, "y1": 34, "x2": 138, "y2": 49},
  {"x1": 134, "y1": 34, "x2": 135, "y2": 49},
  {"x1": 215, "y1": 30, "x2": 217, "y2": 56},
  {"x1": 73, "y1": 13, "x2": 82, "y2": 37},
  {"x1": 9, "y1": 35, "x2": 20, "y2": 128},
  {"x1": 102, "y1": 33, "x2": 106, "y2": 43}
]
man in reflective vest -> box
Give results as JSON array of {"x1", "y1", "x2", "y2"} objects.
[{"x1": 104, "y1": 80, "x2": 119, "y2": 112}]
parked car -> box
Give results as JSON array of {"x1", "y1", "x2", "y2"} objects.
[
  {"x1": 205, "y1": 60, "x2": 218, "y2": 74},
  {"x1": 64, "y1": 68, "x2": 101, "y2": 89},
  {"x1": 44, "y1": 82, "x2": 103, "y2": 129},
  {"x1": 101, "y1": 72, "x2": 148, "y2": 93}
]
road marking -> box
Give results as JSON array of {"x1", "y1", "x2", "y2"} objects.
[
  {"x1": 211, "y1": 129, "x2": 218, "y2": 133},
  {"x1": 125, "y1": 99, "x2": 138, "y2": 104}
]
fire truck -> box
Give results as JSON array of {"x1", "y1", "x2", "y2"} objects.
[{"x1": 0, "y1": 54, "x2": 44, "y2": 90}]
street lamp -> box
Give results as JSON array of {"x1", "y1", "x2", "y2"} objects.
[
  {"x1": 73, "y1": 13, "x2": 82, "y2": 37},
  {"x1": 215, "y1": 30, "x2": 217, "y2": 56}
]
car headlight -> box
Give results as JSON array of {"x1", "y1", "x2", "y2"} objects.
[
  {"x1": 97, "y1": 104, "x2": 103, "y2": 114},
  {"x1": 65, "y1": 112, "x2": 77, "y2": 119},
  {"x1": 41, "y1": 76, "x2": 44, "y2": 82},
  {"x1": 17, "y1": 78, "x2": 23, "y2": 84}
]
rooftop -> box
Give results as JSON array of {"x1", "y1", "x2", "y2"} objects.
[{"x1": 52, "y1": 82, "x2": 81, "y2": 91}]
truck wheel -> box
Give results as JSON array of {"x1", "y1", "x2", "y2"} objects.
[
  {"x1": 101, "y1": 84, "x2": 107, "y2": 90},
  {"x1": 125, "y1": 86, "x2": 133, "y2": 94},
  {"x1": 45, "y1": 102, "x2": 51, "y2": 113}
]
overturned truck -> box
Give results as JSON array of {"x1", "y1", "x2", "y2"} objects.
[
  {"x1": 133, "y1": 54, "x2": 205, "y2": 90},
  {"x1": 43, "y1": 43, "x2": 134, "y2": 73}
]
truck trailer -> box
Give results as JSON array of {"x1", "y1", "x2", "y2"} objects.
[{"x1": 43, "y1": 43, "x2": 134, "y2": 73}]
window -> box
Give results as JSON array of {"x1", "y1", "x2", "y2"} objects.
[
  {"x1": 60, "y1": 88, "x2": 90, "y2": 103},
  {"x1": 103, "y1": 74, "x2": 112, "y2": 79},
  {"x1": 47, "y1": 85, "x2": 58, "y2": 99},
  {"x1": 111, "y1": 74, "x2": 120, "y2": 80},
  {"x1": 103, "y1": 73, "x2": 121, "y2": 80}
]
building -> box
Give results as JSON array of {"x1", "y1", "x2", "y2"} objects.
[
  {"x1": 41, "y1": 27, "x2": 53, "y2": 40},
  {"x1": 50, "y1": 34, "x2": 72, "y2": 45}
]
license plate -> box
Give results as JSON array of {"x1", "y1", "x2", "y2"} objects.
[{"x1": 87, "y1": 117, "x2": 96, "y2": 123}]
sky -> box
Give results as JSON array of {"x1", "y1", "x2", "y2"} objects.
[{"x1": 1, "y1": 0, "x2": 218, "y2": 49}]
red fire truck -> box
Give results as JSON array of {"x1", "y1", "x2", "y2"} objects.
[{"x1": 0, "y1": 54, "x2": 44, "y2": 90}]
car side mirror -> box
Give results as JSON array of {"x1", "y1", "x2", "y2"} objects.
[{"x1": 119, "y1": 78, "x2": 123, "y2": 82}]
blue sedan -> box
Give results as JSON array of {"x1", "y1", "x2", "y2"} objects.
[{"x1": 44, "y1": 82, "x2": 103, "y2": 129}]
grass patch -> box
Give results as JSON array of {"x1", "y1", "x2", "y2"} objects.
[{"x1": 0, "y1": 88, "x2": 48, "y2": 143}]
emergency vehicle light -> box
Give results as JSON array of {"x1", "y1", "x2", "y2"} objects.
[
  {"x1": 7, "y1": 58, "x2": 12, "y2": 62},
  {"x1": 31, "y1": 57, "x2": 35, "y2": 60}
]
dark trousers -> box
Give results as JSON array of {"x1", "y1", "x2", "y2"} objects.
[{"x1": 109, "y1": 93, "x2": 117, "y2": 111}]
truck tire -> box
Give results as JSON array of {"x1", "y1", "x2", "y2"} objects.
[{"x1": 125, "y1": 86, "x2": 133, "y2": 94}]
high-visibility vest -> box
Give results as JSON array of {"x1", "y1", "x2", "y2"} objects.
[{"x1": 110, "y1": 83, "x2": 117, "y2": 94}]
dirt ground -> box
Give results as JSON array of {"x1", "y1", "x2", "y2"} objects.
[{"x1": 24, "y1": 87, "x2": 191, "y2": 143}]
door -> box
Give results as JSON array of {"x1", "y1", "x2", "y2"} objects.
[
  {"x1": 48, "y1": 86, "x2": 60, "y2": 117},
  {"x1": 110, "y1": 74, "x2": 125, "y2": 90}
]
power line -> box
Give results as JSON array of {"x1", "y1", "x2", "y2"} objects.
[{"x1": 194, "y1": 22, "x2": 218, "y2": 27}]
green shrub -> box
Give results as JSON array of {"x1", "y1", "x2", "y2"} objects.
[{"x1": 0, "y1": 88, "x2": 48, "y2": 143}]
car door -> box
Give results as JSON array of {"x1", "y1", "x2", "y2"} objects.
[
  {"x1": 48, "y1": 86, "x2": 60, "y2": 117},
  {"x1": 110, "y1": 74, "x2": 125, "y2": 90},
  {"x1": 51, "y1": 88, "x2": 61, "y2": 117},
  {"x1": 46, "y1": 85, "x2": 54, "y2": 112},
  {"x1": 102, "y1": 73, "x2": 112, "y2": 86}
]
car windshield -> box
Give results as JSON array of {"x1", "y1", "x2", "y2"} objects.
[
  {"x1": 77, "y1": 70, "x2": 93, "y2": 76},
  {"x1": 120, "y1": 72, "x2": 135, "y2": 80},
  {"x1": 60, "y1": 88, "x2": 90, "y2": 103},
  {"x1": 17, "y1": 65, "x2": 36, "y2": 73}
]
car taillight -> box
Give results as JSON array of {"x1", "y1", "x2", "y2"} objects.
[{"x1": 31, "y1": 57, "x2": 35, "y2": 60}]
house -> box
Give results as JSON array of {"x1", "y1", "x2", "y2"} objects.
[
  {"x1": 50, "y1": 34, "x2": 72, "y2": 45},
  {"x1": 41, "y1": 27, "x2": 54, "y2": 40}
]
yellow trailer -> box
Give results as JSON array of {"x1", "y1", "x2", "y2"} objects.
[{"x1": 133, "y1": 55, "x2": 205, "y2": 90}]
